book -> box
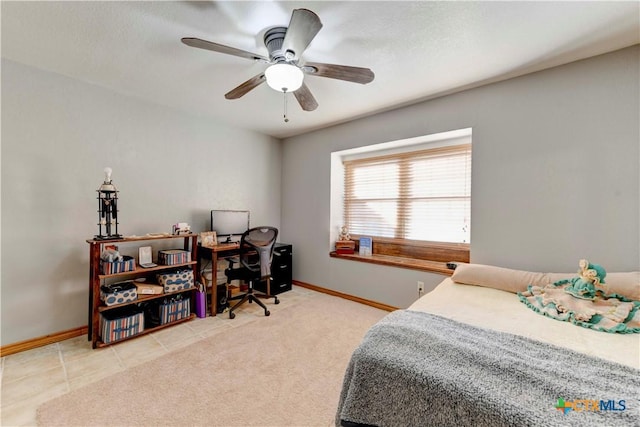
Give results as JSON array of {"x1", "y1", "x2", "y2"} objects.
[{"x1": 359, "y1": 237, "x2": 372, "y2": 256}]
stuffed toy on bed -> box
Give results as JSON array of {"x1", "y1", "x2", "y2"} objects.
[
  {"x1": 518, "y1": 259, "x2": 640, "y2": 333},
  {"x1": 563, "y1": 259, "x2": 606, "y2": 300}
]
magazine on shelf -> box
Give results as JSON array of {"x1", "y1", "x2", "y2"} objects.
[{"x1": 359, "y1": 237, "x2": 372, "y2": 256}]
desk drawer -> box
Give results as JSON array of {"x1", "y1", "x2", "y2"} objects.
[
  {"x1": 272, "y1": 262, "x2": 291, "y2": 277},
  {"x1": 254, "y1": 278, "x2": 291, "y2": 295}
]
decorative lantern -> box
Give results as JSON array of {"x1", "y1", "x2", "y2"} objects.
[{"x1": 95, "y1": 167, "x2": 121, "y2": 240}]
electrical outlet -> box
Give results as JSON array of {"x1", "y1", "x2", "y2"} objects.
[{"x1": 417, "y1": 281, "x2": 425, "y2": 294}]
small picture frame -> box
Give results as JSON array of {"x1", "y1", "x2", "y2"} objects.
[
  {"x1": 200, "y1": 231, "x2": 217, "y2": 247},
  {"x1": 359, "y1": 237, "x2": 373, "y2": 256},
  {"x1": 138, "y1": 246, "x2": 157, "y2": 268}
]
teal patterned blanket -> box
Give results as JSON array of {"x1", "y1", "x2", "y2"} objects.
[{"x1": 518, "y1": 281, "x2": 640, "y2": 334}]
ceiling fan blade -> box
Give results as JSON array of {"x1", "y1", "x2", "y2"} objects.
[
  {"x1": 303, "y1": 62, "x2": 374, "y2": 84},
  {"x1": 281, "y1": 9, "x2": 323, "y2": 61},
  {"x1": 181, "y1": 37, "x2": 270, "y2": 62},
  {"x1": 293, "y1": 83, "x2": 318, "y2": 111},
  {"x1": 225, "y1": 73, "x2": 266, "y2": 99}
]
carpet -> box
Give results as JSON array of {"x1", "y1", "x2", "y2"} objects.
[{"x1": 36, "y1": 293, "x2": 388, "y2": 426}]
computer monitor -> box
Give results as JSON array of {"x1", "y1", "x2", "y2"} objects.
[{"x1": 210, "y1": 210, "x2": 250, "y2": 243}]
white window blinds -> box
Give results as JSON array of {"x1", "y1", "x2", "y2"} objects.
[{"x1": 343, "y1": 144, "x2": 471, "y2": 243}]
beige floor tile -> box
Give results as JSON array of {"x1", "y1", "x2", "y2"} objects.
[
  {"x1": 67, "y1": 364, "x2": 124, "y2": 391},
  {"x1": 1, "y1": 397, "x2": 40, "y2": 426},
  {"x1": 2, "y1": 343, "x2": 61, "y2": 383},
  {"x1": 2, "y1": 343, "x2": 58, "y2": 364},
  {"x1": 185, "y1": 316, "x2": 228, "y2": 334},
  {"x1": 112, "y1": 334, "x2": 168, "y2": 368},
  {"x1": 63, "y1": 347, "x2": 123, "y2": 380},
  {"x1": 151, "y1": 322, "x2": 197, "y2": 341},
  {"x1": 58, "y1": 335, "x2": 94, "y2": 362},
  {"x1": 1, "y1": 366, "x2": 67, "y2": 408},
  {"x1": 151, "y1": 322, "x2": 201, "y2": 351},
  {"x1": 158, "y1": 332, "x2": 203, "y2": 352}
]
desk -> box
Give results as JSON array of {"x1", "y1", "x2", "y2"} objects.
[
  {"x1": 199, "y1": 242, "x2": 293, "y2": 316},
  {"x1": 198, "y1": 242, "x2": 239, "y2": 316}
]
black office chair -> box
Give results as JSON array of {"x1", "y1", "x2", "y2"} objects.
[{"x1": 224, "y1": 226, "x2": 280, "y2": 319}]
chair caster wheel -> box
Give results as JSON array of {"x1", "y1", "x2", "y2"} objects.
[
  {"x1": 274, "y1": 297, "x2": 280, "y2": 305},
  {"x1": 229, "y1": 312, "x2": 235, "y2": 319},
  {"x1": 249, "y1": 299, "x2": 253, "y2": 303},
  {"x1": 265, "y1": 310, "x2": 270, "y2": 316}
]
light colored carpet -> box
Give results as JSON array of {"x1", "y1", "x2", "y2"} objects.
[{"x1": 37, "y1": 292, "x2": 388, "y2": 426}]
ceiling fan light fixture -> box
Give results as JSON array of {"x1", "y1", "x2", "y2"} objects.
[{"x1": 265, "y1": 63, "x2": 304, "y2": 92}]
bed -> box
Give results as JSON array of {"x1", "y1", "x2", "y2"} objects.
[{"x1": 336, "y1": 263, "x2": 640, "y2": 427}]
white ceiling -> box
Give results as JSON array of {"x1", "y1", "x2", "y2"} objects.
[{"x1": 2, "y1": 1, "x2": 638, "y2": 139}]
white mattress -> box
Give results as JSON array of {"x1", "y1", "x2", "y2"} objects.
[{"x1": 408, "y1": 278, "x2": 639, "y2": 369}]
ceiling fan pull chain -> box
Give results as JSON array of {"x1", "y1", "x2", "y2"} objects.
[{"x1": 283, "y1": 90, "x2": 290, "y2": 123}]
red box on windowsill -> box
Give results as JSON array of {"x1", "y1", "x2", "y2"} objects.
[
  {"x1": 336, "y1": 249, "x2": 355, "y2": 255},
  {"x1": 336, "y1": 240, "x2": 356, "y2": 254}
]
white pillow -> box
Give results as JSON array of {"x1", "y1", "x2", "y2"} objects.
[
  {"x1": 454, "y1": 264, "x2": 640, "y2": 300},
  {"x1": 451, "y1": 263, "x2": 550, "y2": 294},
  {"x1": 604, "y1": 272, "x2": 640, "y2": 300}
]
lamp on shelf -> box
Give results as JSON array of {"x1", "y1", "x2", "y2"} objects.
[{"x1": 95, "y1": 167, "x2": 121, "y2": 240}]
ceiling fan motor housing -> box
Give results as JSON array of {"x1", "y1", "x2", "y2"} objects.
[{"x1": 264, "y1": 27, "x2": 291, "y2": 63}]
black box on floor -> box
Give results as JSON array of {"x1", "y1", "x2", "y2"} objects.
[
  {"x1": 205, "y1": 284, "x2": 229, "y2": 314},
  {"x1": 216, "y1": 284, "x2": 228, "y2": 313}
]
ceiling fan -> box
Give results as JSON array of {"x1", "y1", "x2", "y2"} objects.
[{"x1": 181, "y1": 8, "x2": 375, "y2": 113}]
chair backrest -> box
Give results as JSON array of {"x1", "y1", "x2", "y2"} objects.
[{"x1": 238, "y1": 226, "x2": 278, "y2": 278}]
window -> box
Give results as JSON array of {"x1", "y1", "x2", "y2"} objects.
[
  {"x1": 343, "y1": 143, "x2": 471, "y2": 245},
  {"x1": 330, "y1": 129, "x2": 472, "y2": 271}
]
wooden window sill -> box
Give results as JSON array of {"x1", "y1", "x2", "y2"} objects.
[{"x1": 329, "y1": 251, "x2": 454, "y2": 276}]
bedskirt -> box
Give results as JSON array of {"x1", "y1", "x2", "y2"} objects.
[{"x1": 336, "y1": 310, "x2": 639, "y2": 427}]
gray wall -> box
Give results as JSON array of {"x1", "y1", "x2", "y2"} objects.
[
  {"x1": 2, "y1": 46, "x2": 638, "y2": 346},
  {"x1": 280, "y1": 46, "x2": 639, "y2": 308},
  {"x1": 1, "y1": 59, "x2": 282, "y2": 346}
]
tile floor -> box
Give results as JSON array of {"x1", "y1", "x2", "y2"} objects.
[{"x1": 1, "y1": 286, "x2": 317, "y2": 426}]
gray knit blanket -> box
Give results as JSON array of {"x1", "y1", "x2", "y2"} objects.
[{"x1": 336, "y1": 310, "x2": 639, "y2": 427}]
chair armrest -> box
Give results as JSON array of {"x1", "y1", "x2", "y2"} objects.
[{"x1": 225, "y1": 255, "x2": 240, "y2": 268}]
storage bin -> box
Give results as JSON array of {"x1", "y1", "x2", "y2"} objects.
[
  {"x1": 100, "y1": 255, "x2": 135, "y2": 275},
  {"x1": 100, "y1": 281, "x2": 137, "y2": 306},
  {"x1": 157, "y1": 249, "x2": 190, "y2": 266},
  {"x1": 160, "y1": 298, "x2": 191, "y2": 324},
  {"x1": 100, "y1": 307, "x2": 144, "y2": 344},
  {"x1": 156, "y1": 269, "x2": 194, "y2": 293}
]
